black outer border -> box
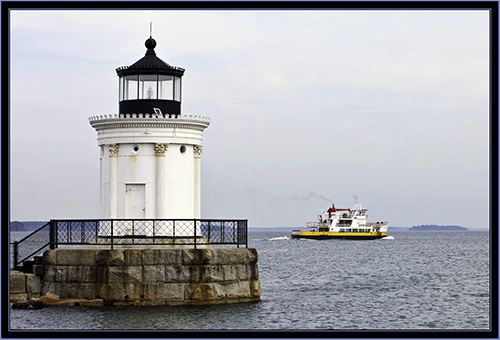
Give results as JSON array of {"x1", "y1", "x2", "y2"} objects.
[{"x1": 2, "y1": 1, "x2": 498, "y2": 339}]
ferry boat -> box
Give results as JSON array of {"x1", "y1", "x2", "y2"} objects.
[{"x1": 291, "y1": 197, "x2": 388, "y2": 240}]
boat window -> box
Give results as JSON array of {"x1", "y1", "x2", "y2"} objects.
[{"x1": 338, "y1": 219, "x2": 352, "y2": 227}]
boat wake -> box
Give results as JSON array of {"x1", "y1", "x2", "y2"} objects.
[
  {"x1": 266, "y1": 236, "x2": 290, "y2": 241},
  {"x1": 381, "y1": 235, "x2": 395, "y2": 240}
]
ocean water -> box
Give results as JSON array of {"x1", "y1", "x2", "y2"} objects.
[{"x1": 9, "y1": 231, "x2": 491, "y2": 332}]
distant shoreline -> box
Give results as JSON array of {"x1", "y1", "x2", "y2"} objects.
[{"x1": 407, "y1": 225, "x2": 468, "y2": 232}]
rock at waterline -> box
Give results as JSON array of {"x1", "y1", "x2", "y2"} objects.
[{"x1": 12, "y1": 299, "x2": 47, "y2": 309}]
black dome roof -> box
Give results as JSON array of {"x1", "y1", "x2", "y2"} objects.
[{"x1": 116, "y1": 37, "x2": 185, "y2": 77}]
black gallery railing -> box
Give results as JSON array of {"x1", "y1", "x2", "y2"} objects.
[{"x1": 11, "y1": 219, "x2": 248, "y2": 270}]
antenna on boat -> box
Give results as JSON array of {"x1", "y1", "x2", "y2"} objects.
[{"x1": 353, "y1": 195, "x2": 361, "y2": 211}]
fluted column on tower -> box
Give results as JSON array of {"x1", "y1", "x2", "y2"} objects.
[
  {"x1": 193, "y1": 145, "x2": 203, "y2": 219},
  {"x1": 108, "y1": 144, "x2": 119, "y2": 219},
  {"x1": 155, "y1": 143, "x2": 168, "y2": 218}
]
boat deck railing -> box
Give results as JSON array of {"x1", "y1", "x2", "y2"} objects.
[
  {"x1": 306, "y1": 222, "x2": 329, "y2": 228},
  {"x1": 366, "y1": 222, "x2": 389, "y2": 228}
]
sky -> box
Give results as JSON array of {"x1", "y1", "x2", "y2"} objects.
[{"x1": 8, "y1": 8, "x2": 491, "y2": 229}]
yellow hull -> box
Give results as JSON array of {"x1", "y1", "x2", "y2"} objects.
[{"x1": 291, "y1": 231, "x2": 387, "y2": 240}]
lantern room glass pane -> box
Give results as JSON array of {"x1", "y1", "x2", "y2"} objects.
[
  {"x1": 125, "y1": 76, "x2": 138, "y2": 100},
  {"x1": 158, "y1": 75, "x2": 174, "y2": 100},
  {"x1": 139, "y1": 75, "x2": 158, "y2": 100},
  {"x1": 174, "y1": 77, "x2": 181, "y2": 102}
]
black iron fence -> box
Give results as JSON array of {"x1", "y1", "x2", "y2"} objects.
[
  {"x1": 11, "y1": 221, "x2": 51, "y2": 271},
  {"x1": 11, "y1": 219, "x2": 248, "y2": 270}
]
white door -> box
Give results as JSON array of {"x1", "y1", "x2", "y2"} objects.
[{"x1": 125, "y1": 184, "x2": 145, "y2": 219}]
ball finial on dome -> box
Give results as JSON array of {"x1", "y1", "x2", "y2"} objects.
[{"x1": 145, "y1": 37, "x2": 156, "y2": 50}]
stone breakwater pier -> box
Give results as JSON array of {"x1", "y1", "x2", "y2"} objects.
[{"x1": 10, "y1": 248, "x2": 261, "y2": 306}]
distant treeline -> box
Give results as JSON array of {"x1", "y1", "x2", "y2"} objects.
[
  {"x1": 409, "y1": 224, "x2": 467, "y2": 231},
  {"x1": 10, "y1": 221, "x2": 49, "y2": 232}
]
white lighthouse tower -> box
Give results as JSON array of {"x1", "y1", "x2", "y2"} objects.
[{"x1": 89, "y1": 36, "x2": 210, "y2": 223}]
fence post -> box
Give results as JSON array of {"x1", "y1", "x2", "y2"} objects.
[
  {"x1": 194, "y1": 219, "x2": 197, "y2": 249},
  {"x1": 111, "y1": 219, "x2": 114, "y2": 250},
  {"x1": 13, "y1": 241, "x2": 19, "y2": 270},
  {"x1": 241, "y1": 220, "x2": 248, "y2": 248},
  {"x1": 221, "y1": 222, "x2": 224, "y2": 245},
  {"x1": 208, "y1": 221, "x2": 211, "y2": 245},
  {"x1": 153, "y1": 220, "x2": 155, "y2": 245},
  {"x1": 81, "y1": 221, "x2": 85, "y2": 244},
  {"x1": 49, "y1": 220, "x2": 56, "y2": 250},
  {"x1": 236, "y1": 221, "x2": 239, "y2": 248}
]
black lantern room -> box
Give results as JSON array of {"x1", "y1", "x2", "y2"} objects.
[{"x1": 116, "y1": 36, "x2": 185, "y2": 116}]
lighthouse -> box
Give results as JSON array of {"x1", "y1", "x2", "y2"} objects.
[
  {"x1": 89, "y1": 36, "x2": 210, "y2": 222},
  {"x1": 11, "y1": 34, "x2": 261, "y2": 306}
]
